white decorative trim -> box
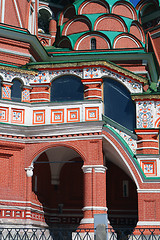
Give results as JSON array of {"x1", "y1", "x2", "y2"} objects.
[
  {"x1": 82, "y1": 165, "x2": 107, "y2": 173},
  {"x1": 84, "y1": 96, "x2": 102, "y2": 99},
  {"x1": 84, "y1": 88, "x2": 102, "y2": 92},
  {"x1": 30, "y1": 98, "x2": 49, "y2": 101},
  {"x1": 30, "y1": 92, "x2": 49, "y2": 95},
  {"x1": 80, "y1": 218, "x2": 94, "y2": 224},
  {"x1": 136, "y1": 132, "x2": 159, "y2": 135},
  {"x1": 137, "y1": 189, "x2": 160, "y2": 193},
  {"x1": 82, "y1": 81, "x2": 102, "y2": 85},
  {"x1": 82, "y1": 206, "x2": 107, "y2": 211},
  {"x1": 1, "y1": 0, "x2": 5, "y2": 23},
  {"x1": 82, "y1": 166, "x2": 92, "y2": 173},
  {"x1": 137, "y1": 221, "x2": 160, "y2": 226},
  {"x1": 137, "y1": 140, "x2": 158, "y2": 143},
  {"x1": 13, "y1": 0, "x2": 23, "y2": 28},
  {"x1": 137, "y1": 147, "x2": 159, "y2": 150}
]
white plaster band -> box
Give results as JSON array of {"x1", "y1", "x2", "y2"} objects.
[
  {"x1": 84, "y1": 89, "x2": 102, "y2": 92},
  {"x1": 137, "y1": 221, "x2": 160, "y2": 226},
  {"x1": 137, "y1": 189, "x2": 160, "y2": 193},
  {"x1": 82, "y1": 165, "x2": 107, "y2": 173},
  {"x1": 82, "y1": 206, "x2": 108, "y2": 211},
  {"x1": 30, "y1": 98, "x2": 50, "y2": 101},
  {"x1": 137, "y1": 147, "x2": 159, "y2": 150},
  {"x1": 30, "y1": 92, "x2": 50, "y2": 95},
  {"x1": 82, "y1": 82, "x2": 102, "y2": 85},
  {"x1": 84, "y1": 96, "x2": 102, "y2": 99},
  {"x1": 80, "y1": 218, "x2": 94, "y2": 224},
  {"x1": 137, "y1": 140, "x2": 158, "y2": 143},
  {"x1": 136, "y1": 132, "x2": 159, "y2": 135}
]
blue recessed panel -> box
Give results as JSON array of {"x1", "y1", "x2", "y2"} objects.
[
  {"x1": 103, "y1": 78, "x2": 136, "y2": 131},
  {"x1": 51, "y1": 75, "x2": 84, "y2": 102},
  {"x1": 11, "y1": 79, "x2": 22, "y2": 102}
]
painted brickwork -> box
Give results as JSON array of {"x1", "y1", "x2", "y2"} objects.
[{"x1": 0, "y1": 0, "x2": 160, "y2": 230}]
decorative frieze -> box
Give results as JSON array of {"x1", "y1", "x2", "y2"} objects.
[
  {"x1": 0, "y1": 101, "x2": 102, "y2": 126},
  {"x1": 136, "y1": 101, "x2": 154, "y2": 128}
]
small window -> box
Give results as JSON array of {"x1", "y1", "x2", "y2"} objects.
[
  {"x1": 11, "y1": 79, "x2": 22, "y2": 102},
  {"x1": 123, "y1": 180, "x2": 129, "y2": 197},
  {"x1": 91, "y1": 38, "x2": 96, "y2": 50}
]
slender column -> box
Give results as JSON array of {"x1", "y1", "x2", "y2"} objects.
[{"x1": 80, "y1": 165, "x2": 107, "y2": 227}]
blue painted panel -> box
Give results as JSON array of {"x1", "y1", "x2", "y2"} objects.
[
  {"x1": 11, "y1": 79, "x2": 22, "y2": 102},
  {"x1": 51, "y1": 75, "x2": 84, "y2": 102},
  {"x1": 103, "y1": 78, "x2": 136, "y2": 131}
]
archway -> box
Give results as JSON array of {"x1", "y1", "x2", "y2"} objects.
[
  {"x1": 103, "y1": 129, "x2": 139, "y2": 229},
  {"x1": 50, "y1": 75, "x2": 84, "y2": 102},
  {"x1": 106, "y1": 160, "x2": 138, "y2": 228},
  {"x1": 103, "y1": 77, "x2": 136, "y2": 131},
  {"x1": 32, "y1": 146, "x2": 84, "y2": 227}
]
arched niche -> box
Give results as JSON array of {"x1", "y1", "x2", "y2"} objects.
[
  {"x1": 78, "y1": 0, "x2": 109, "y2": 15},
  {"x1": 103, "y1": 77, "x2": 136, "y2": 131},
  {"x1": 74, "y1": 33, "x2": 111, "y2": 50},
  {"x1": 38, "y1": 7, "x2": 52, "y2": 34},
  {"x1": 57, "y1": 37, "x2": 72, "y2": 49},
  {"x1": 59, "y1": 5, "x2": 76, "y2": 25},
  {"x1": 130, "y1": 22, "x2": 145, "y2": 43},
  {"x1": 62, "y1": 17, "x2": 91, "y2": 36},
  {"x1": 50, "y1": 75, "x2": 84, "y2": 102},
  {"x1": 112, "y1": 1, "x2": 137, "y2": 20},
  {"x1": 11, "y1": 79, "x2": 22, "y2": 102},
  {"x1": 94, "y1": 15, "x2": 128, "y2": 32},
  {"x1": 113, "y1": 33, "x2": 143, "y2": 48}
]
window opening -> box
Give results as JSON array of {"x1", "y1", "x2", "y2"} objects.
[{"x1": 91, "y1": 38, "x2": 96, "y2": 50}]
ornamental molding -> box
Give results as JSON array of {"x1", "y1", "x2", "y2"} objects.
[
  {"x1": 132, "y1": 94, "x2": 160, "y2": 101},
  {"x1": 27, "y1": 60, "x2": 147, "y2": 84}
]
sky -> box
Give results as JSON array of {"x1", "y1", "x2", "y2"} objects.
[{"x1": 129, "y1": 0, "x2": 140, "y2": 7}]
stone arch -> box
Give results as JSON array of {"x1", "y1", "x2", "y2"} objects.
[
  {"x1": 30, "y1": 144, "x2": 85, "y2": 227},
  {"x1": 137, "y1": 0, "x2": 158, "y2": 22},
  {"x1": 130, "y1": 21, "x2": 145, "y2": 43},
  {"x1": 59, "y1": 5, "x2": 76, "y2": 26},
  {"x1": 57, "y1": 36, "x2": 72, "y2": 49},
  {"x1": 62, "y1": 16, "x2": 92, "y2": 36},
  {"x1": 74, "y1": 32, "x2": 111, "y2": 50},
  {"x1": 78, "y1": 0, "x2": 109, "y2": 15},
  {"x1": 38, "y1": 6, "x2": 53, "y2": 34},
  {"x1": 94, "y1": 14, "x2": 128, "y2": 32},
  {"x1": 113, "y1": 33, "x2": 143, "y2": 48},
  {"x1": 112, "y1": 1, "x2": 137, "y2": 20},
  {"x1": 102, "y1": 129, "x2": 141, "y2": 189}
]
